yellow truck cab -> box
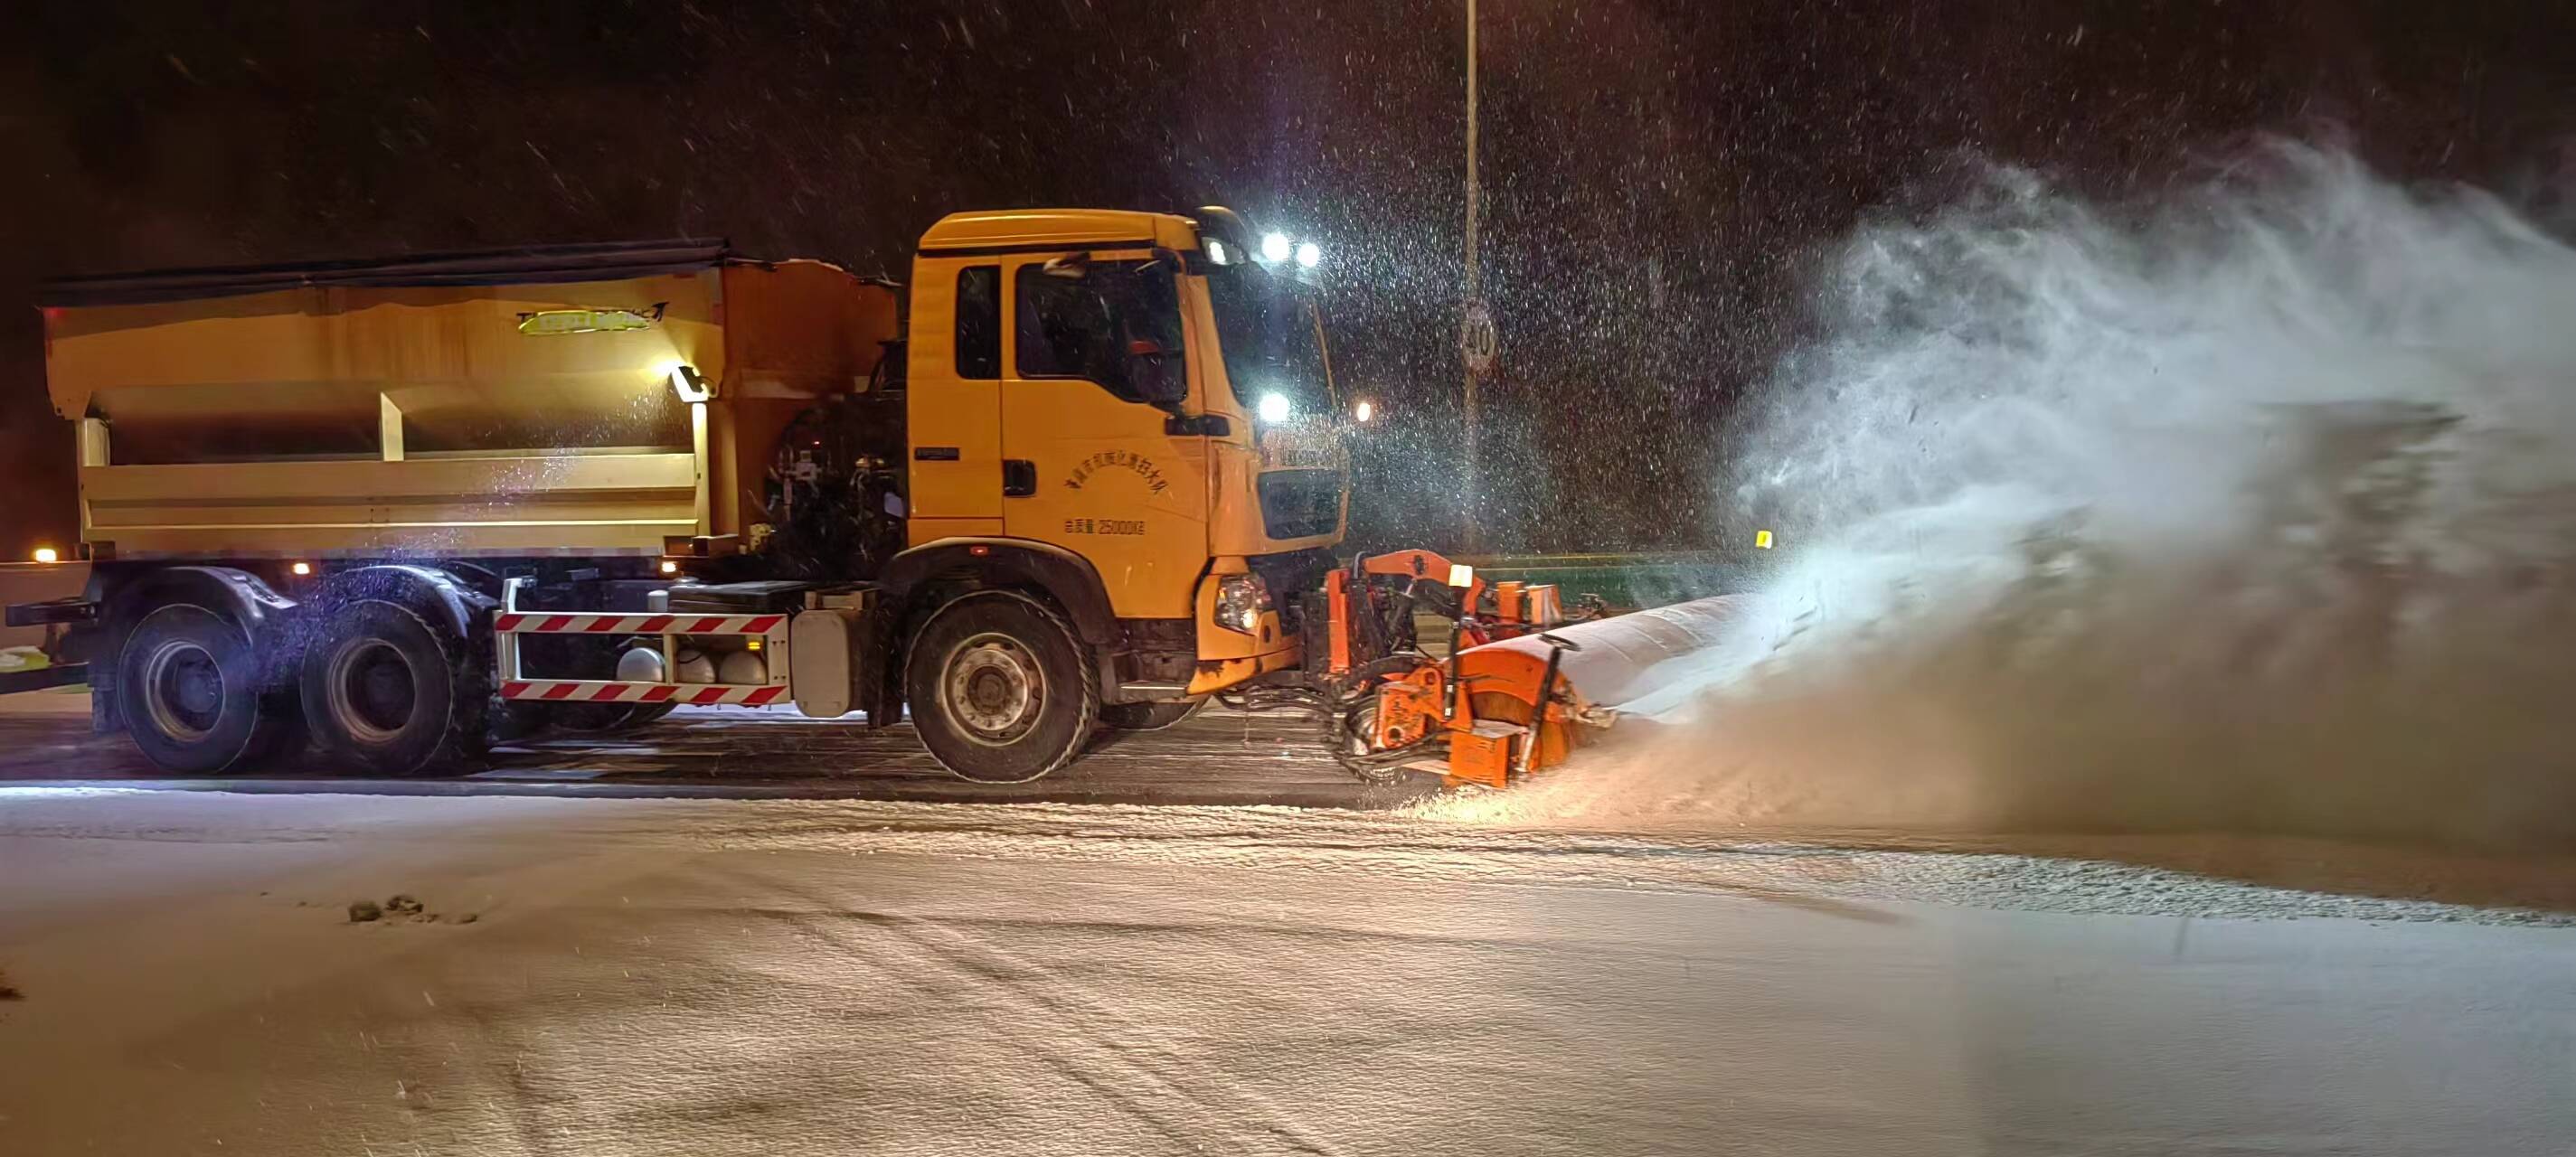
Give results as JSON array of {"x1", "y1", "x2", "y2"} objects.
[
  {"x1": 852, "y1": 206, "x2": 1349, "y2": 778},
  {"x1": 905, "y1": 210, "x2": 1343, "y2": 670},
  {"x1": 12, "y1": 207, "x2": 1354, "y2": 784}
]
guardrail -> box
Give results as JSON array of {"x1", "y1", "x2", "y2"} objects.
[{"x1": 1448, "y1": 550, "x2": 1767, "y2": 612}]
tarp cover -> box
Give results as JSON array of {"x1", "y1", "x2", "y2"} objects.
[{"x1": 38, "y1": 239, "x2": 733, "y2": 307}]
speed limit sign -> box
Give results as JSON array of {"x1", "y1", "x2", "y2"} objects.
[{"x1": 1460, "y1": 299, "x2": 1498, "y2": 376}]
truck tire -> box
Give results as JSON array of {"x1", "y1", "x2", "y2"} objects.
[
  {"x1": 1100, "y1": 699, "x2": 1205, "y2": 731},
  {"x1": 116, "y1": 605, "x2": 300, "y2": 775},
  {"x1": 299, "y1": 600, "x2": 486, "y2": 776},
  {"x1": 904, "y1": 590, "x2": 1097, "y2": 783}
]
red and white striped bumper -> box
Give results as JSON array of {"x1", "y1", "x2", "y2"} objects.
[
  {"x1": 498, "y1": 680, "x2": 788, "y2": 706},
  {"x1": 494, "y1": 613, "x2": 785, "y2": 635},
  {"x1": 492, "y1": 589, "x2": 793, "y2": 710}
]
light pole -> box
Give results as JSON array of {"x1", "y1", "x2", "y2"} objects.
[{"x1": 1460, "y1": 0, "x2": 1482, "y2": 553}]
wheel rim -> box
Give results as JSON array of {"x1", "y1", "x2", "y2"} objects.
[
  {"x1": 141, "y1": 639, "x2": 223, "y2": 742},
  {"x1": 1342, "y1": 701, "x2": 1381, "y2": 756},
  {"x1": 941, "y1": 631, "x2": 1044, "y2": 746},
  {"x1": 326, "y1": 638, "x2": 417, "y2": 744}
]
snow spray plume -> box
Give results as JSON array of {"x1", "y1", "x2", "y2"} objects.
[{"x1": 1470, "y1": 143, "x2": 2576, "y2": 847}]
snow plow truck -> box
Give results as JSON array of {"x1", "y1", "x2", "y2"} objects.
[{"x1": 7, "y1": 207, "x2": 1737, "y2": 786}]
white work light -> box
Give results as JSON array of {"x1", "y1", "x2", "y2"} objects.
[
  {"x1": 1294, "y1": 241, "x2": 1320, "y2": 268},
  {"x1": 31, "y1": 546, "x2": 58, "y2": 564},
  {"x1": 1257, "y1": 392, "x2": 1292, "y2": 423},
  {"x1": 1261, "y1": 232, "x2": 1292, "y2": 263},
  {"x1": 1353, "y1": 400, "x2": 1374, "y2": 423},
  {"x1": 668, "y1": 364, "x2": 712, "y2": 403}
]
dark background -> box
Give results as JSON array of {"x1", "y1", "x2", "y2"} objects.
[{"x1": 4, "y1": 1, "x2": 2570, "y2": 559}]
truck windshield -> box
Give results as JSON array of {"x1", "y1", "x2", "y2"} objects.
[{"x1": 1203, "y1": 263, "x2": 1332, "y2": 422}]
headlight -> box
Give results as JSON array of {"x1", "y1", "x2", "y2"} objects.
[
  {"x1": 1214, "y1": 572, "x2": 1270, "y2": 635},
  {"x1": 1258, "y1": 392, "x2": 1291, "y2": 423}
]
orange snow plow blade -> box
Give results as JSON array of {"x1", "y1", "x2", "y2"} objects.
[
  {"x1": 1430, "y1": 595, "x2": 1748, "y2": 787},
  {"x1": 1321, "y1": 549, "x2": 1748, "y2": 789}
]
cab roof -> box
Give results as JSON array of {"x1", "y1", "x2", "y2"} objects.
[{"x1": 917, "y1": 210, "x2": 1199, "y2": 256}]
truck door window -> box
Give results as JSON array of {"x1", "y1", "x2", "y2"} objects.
[
  {"x1": 1013, "y1": 260, "x2": 1184, "y2": 403},
  {"x1": 955, "y1": 266, "x2": 1001, "y2": 380}
]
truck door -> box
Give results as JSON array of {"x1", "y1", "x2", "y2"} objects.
[
  {"x1": 905, "y1": 261, "x2": 1006, "y2": 541},
  {"x1": 1000, "y1": 252, "x2": 1210, "y2": 619}
]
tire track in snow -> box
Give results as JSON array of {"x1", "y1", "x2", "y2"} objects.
[{"x1": 726, "y1": 863, "x2": 1353, "y2": 1157}]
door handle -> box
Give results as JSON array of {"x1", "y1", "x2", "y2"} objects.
[{"x1": 1002, "y1": 458, "x2": 1038, "y2": 497}]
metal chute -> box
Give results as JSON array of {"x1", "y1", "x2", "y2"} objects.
[{"x1": 1459, "y1": 595, "x2": 1745, "y2": 710}]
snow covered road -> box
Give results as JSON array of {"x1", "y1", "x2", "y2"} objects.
[{"x1": 2, "y1": 788, "x2": 2570, "y2": 1155}]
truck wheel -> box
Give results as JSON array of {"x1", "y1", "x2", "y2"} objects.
[
  {"x1": 300, "y1": 600, "x2": 486, "y2": 776},
  {"x1": 117, "y1": 605, "x2": 299, "y2": 775},
  {"x1": 1100, "y1": 699, "x2": 1205, "y2": 731},
  {"x1": 904, "y1": 591, "x2": 1097, "y2": 783}
]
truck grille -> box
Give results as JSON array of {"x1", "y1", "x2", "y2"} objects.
[{"x1": 1256, "y1": 470, "x2": 1342, "y2": 540}]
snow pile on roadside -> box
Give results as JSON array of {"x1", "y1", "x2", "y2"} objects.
[
  {"x1": 13, "y1": 787, "x2": 2558, "y2": 927},
  {"x1": 712, "y1": 798, "x2": 2576, "y2": 927}
]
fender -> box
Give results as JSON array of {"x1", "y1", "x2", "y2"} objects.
[
  {"x1": 307, "y1": 564, "x2": 496, "y2": 644},
  {"x1": 99, "y1": 564, "x2": 296, "y2": 645},
  {"x1": 867, "y1": 538, "x2": 1128, "y2": 721},
  {"x1": 877, "y1": 538, "x2": 1119, "y2": 647}
]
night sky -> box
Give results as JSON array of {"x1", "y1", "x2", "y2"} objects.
[{"x1": 4, "y1": 2, "x2": 2570, "y2": 558}]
